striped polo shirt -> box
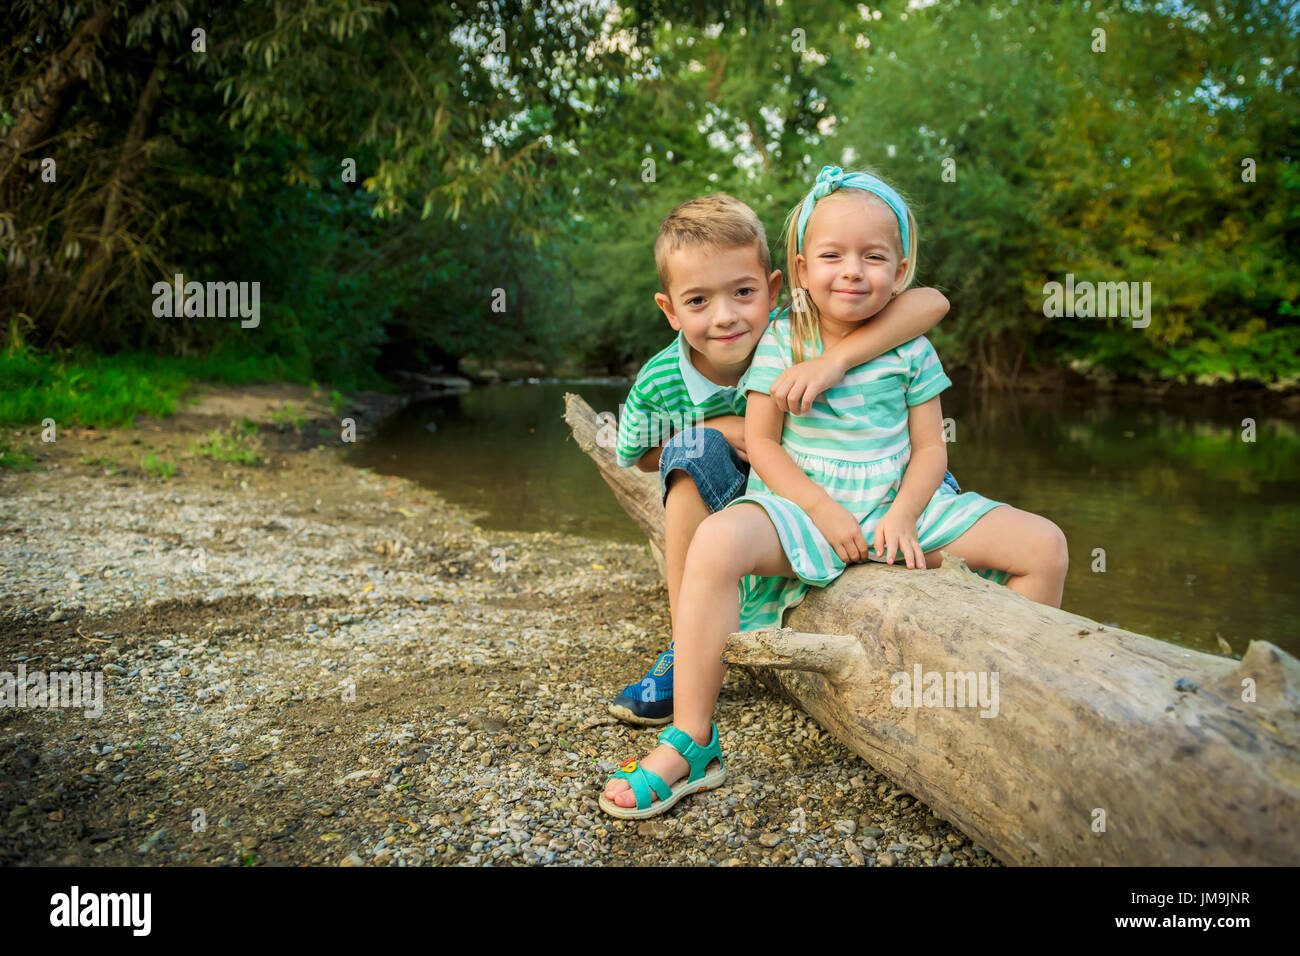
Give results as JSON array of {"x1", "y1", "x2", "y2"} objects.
[{"x1": 615, "y1": 329, "x2": 751, "y2": 468}]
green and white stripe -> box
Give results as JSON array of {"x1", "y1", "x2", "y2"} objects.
[
  {"x1": 616, "y1": 321, "x2": 781, "y2": 468},
  {"x1": 729, "y1": 318, "x2": 1010, "y2": 631},
  {"x1": 736, "y1": 320, "x2": 951, "y2": 463}
]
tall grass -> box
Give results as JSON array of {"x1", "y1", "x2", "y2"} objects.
[{"x1": 0, "y1": 345, "x2": 312, "y2": 428}]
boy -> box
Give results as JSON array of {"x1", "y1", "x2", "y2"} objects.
[{"x1": 609, "y1": 193, "x2": 955, "y2": 725}]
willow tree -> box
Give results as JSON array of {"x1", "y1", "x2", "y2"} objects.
[{"x1": 0, "y1": 0, "x2": 766, "y2": 365}]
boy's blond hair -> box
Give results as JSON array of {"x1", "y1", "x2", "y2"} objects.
[{"x1": 654, "y1": 194, "x2": 772, "y2": 294}]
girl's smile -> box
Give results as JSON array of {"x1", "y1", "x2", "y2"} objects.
[{"x1": 796, "y1": 191, "x2": 909, "y2": 340}]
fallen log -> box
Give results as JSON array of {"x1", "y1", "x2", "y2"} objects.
[
  {"x1": 563, "y1": 391, "x2": 668, "y2": 580},
  {"x1": 563, "y1": 391, "x2": 1300, "y2": 865}
]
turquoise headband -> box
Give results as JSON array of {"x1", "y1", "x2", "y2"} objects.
[{"x1": 796, "y1": 165, "x2": 910, "y2": 256}]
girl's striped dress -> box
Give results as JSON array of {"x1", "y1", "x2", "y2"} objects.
[{"x1": 728, "y1": 317, "x2": 1010, "y2": 631}]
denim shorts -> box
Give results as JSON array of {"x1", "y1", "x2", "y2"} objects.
[
  {"x1": 658, "y1": 427, "x2": 750, "y2": 513},
  {"x1": 658, "y1": 425, "x2": 963, "y2": 511}
]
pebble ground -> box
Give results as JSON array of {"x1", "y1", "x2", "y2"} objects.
[{"x1": 0, "y1": 384, "x2": 999, "y2": 867}]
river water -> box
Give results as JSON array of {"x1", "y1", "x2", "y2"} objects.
[{"x1": 348, "y1": 380, "x2": 1300, "y2": 658}]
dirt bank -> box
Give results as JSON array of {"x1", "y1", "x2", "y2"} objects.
[{"x1": 0, "y1": 384, "x2": 996, "y2": 866}]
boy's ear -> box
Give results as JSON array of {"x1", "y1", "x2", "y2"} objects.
[
  {"x1": 766, "y1": 269, "x2": 783, "y2": 309},
  {"x1": 654, "y1": 291, "x2": 682, "y2": 331}
]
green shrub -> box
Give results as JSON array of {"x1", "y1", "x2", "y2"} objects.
[
  {"x1": 0, "y1": 438, "x2": 35, "y2": 471},
  {"x1": 141, "y1": 454, "x2": 177, "y2": 479},
  {"x1": 191, "y1": 421, "x2": 264, "y2": 465}
]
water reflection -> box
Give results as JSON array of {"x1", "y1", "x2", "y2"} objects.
[{"x1": 348, "y1": 381, "x2": 1299, "y2": 656}]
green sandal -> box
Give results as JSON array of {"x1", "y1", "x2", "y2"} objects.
[{"x1": 598, "y1": 723, "x2": 727, "y2": 820}]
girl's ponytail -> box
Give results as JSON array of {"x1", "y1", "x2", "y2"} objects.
[{"x1": 782, "y1": 200, "x2": 820, "y2": 365}]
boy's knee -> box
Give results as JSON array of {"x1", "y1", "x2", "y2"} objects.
[
  {"x1": 660, "y1": 426, "x2": 727, "y2": 468},
  {"x1": 664, "y1": 467, "x2": 704, "y2": 503},
  {"x1": 660, "y1": 426, "x2": 739, "y2": 509}
]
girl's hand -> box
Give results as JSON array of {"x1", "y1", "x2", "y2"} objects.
[
  {"x1": 810, "y1": 498, "x2": 869, "y2": 564},
  {"x1": 873, "y1": 505, "x2": 926, "y2": 569},
  {"x1": 769, "y1": 353, "x2": 846, "y2": 415}
]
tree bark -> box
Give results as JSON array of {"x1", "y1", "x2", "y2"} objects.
[
  {"x1": 54, "y1": 48, "x2": 168, "y2": 339},
  {"x1": 97, "y1": 49, "x2": 167, "y2": 247},
  {"x1": 563, "y1": 391, "x2": 1300, "y2": 865},
  {"x1": 0, "y1": 4, "x2": 117, "y2": 210},
  {"x1": 562, "y1": 390, "x2": 667, "y2": 578}
]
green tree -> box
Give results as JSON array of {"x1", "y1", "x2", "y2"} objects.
[
  {"x1": 829, "y1": 0, "x2": 1299, "y2": 386},
  {"x1": 0, "y1": 0, "x2": 764, "y2": 376}
]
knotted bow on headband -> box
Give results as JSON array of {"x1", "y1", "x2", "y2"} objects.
[{"x1": 796, "y1": 165, "x2": 910, "y2": 256}]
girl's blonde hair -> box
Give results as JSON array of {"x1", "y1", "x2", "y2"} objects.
[{"x1": 780, "y1": 169, "x2": 919, "y2": 364}]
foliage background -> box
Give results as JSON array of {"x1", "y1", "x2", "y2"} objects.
[{"x1": 1, "y1": 0, "x2": 1296, "y2": 410}]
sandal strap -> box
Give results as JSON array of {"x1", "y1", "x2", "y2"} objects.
[
  {"x1": 607, "y1": 764, "x2": 671, "y2": 810},
  {"x1": 657, "y1": 723, "x2": 721, "y2": 782}
]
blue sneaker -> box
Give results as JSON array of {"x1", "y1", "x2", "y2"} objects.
[{"x1": 608, "y1": 644, "x2": 674, "y2": 726}]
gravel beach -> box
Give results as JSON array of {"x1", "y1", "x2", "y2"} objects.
[{"x1": 0, "y1": 384, "x2": 998, "y2": 867}]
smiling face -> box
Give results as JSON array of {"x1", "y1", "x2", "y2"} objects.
[
  {"x1": 654, "y1": 243, "x2": 783, "y2": 385},
  {"x1": 795, "y1": 191, "x2": 908, "y2": 334}
]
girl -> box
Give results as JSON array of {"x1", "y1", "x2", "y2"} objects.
[{"x1": 600, "y1": 165, "x2": 1069, "y2": 819}]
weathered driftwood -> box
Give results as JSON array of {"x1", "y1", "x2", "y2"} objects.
[
  {"x1": 563, "y1": 392, "x2": 1300, "y2": 866},
  {"x1": 564, "y1": 390, "x2": 668, "y2": 579}
]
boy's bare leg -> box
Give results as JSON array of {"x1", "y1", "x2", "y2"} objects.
[
  {"x1": 605, "y1": 503, "x2": 794, "y2": 809},
  {"x1": 923, "y1": 505, "x2": 1068, "y2": 607},
  {"x1": 607, "y1": 470, "x2": 710, "y2": 723},
  {"x1": 663, "y1": 470, "x2": 711, "y2": 623}
]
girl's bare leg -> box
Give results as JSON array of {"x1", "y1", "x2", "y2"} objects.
[
  {"x1": 604, "y1": 503, "x2": 794, "y2": 809},
  {"x1": 924, "y1": 505, "x2": 1069, "y2": 607}
]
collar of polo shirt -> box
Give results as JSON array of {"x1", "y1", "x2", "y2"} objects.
[{"x1": 675, "y1": 330, "x2": 738, "y2": 405}]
